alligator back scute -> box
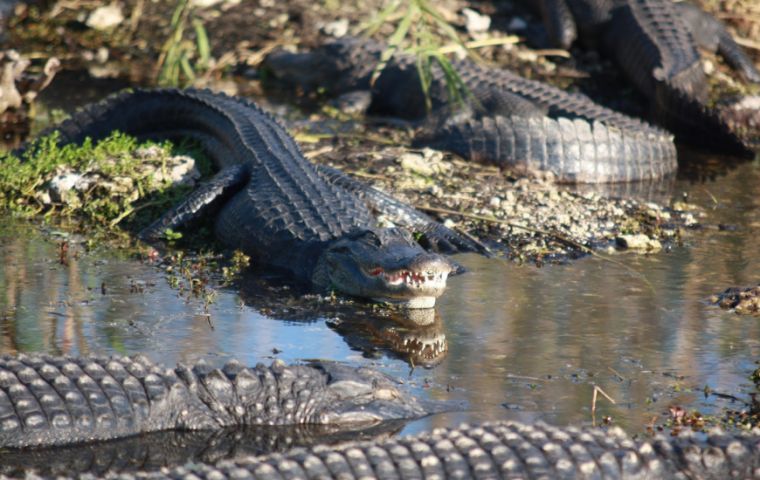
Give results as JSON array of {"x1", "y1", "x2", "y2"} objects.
[
  {"x1": 202, "y1": 90, "x2": 378, "y2": 275},
  {"x1": 0, "y1": 354, "x2": 198, "y2": 448},
  {"x1": 609, "y1": 0, "x2": 704, "y2": 98},
  {"x1": 421, "y1": 113, "x2": 676, "y2": 183}
]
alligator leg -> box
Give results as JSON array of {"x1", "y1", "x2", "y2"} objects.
[
  {"x1": 139, "y1": 164, "x2": 249, "y2": 241},
  {"x1": 675, "y1": 1, "x2": 760, "y2": 84},
  {"x1": 316, "y1": 165, "x2": 490, "y2": 256}
]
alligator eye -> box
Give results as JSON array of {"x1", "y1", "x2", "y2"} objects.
[
  {"x1": 331, "y1": 246, "x2": 351, "y2": 254},
  {"x1": 364, "y1": 232, "x2": 382, "y2": 246}
]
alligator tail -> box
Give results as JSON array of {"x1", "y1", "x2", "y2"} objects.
[
  {"x1": 717, "y1": 29, "x2": 760, "y2": 84},
  {"x1": 416, "y1": 115, "x2": 677, "y2": 184}
]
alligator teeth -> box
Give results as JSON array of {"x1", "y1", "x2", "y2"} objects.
[{"x1": 380, "y1": 269, "x2": 449, "y2": 289}]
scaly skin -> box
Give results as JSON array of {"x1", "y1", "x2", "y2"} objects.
[
  {"x1": 0, "y1": 422, "x2": 409, "y2": 477},
  {"x1": 19, "y1": 88, "x2": 487, "y2": 307},
  {"x1": 265, "y1": 37, "x2": 677, "y2": 183},
  {"x1": 533, "y1": 0, "x2": 759, "y2": 155},
  {"x1": 0, "y1": 353, "x2": 428, "y2": 449},
  {"x1": 73, "y1": 421, "x2": 760, "y2": 479}
]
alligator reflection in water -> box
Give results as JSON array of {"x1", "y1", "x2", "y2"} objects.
[
  {"x1": 0, "y1": 422, "x2": 407, "y2": 478},
  {"x1": 327, "y1": 309, "x2": 447, "y2": 368},
  {"x1": 236, "y1": 273, "x2": 447, "y2": 367}
]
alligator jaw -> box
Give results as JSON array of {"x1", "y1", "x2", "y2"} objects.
[
  {"x1": 315, "y1": 228, "x2": 454, "y2": 308},
  {"x1": 364, "y1": 260, "x2": 451, "y2": 309}
]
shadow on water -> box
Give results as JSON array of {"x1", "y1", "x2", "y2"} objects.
[{"x1": 1, "y1": 78, "x2": 760, "y2": 473}]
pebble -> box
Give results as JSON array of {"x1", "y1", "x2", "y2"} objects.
[
  {"x1": 86, "y1": 3, "x2": 124, "y2": 31},
  {"x1": 399, "y1": 153, "x2": 434, "y2": 176},
  {"x1": 321, "y1": 18, "x2": 349, "y2": 38},
  {"x1": 462, "y1": 8, "x2": 491, "y2": 34},
  {"x1": 615, "y1": 234, "x2": 662, "y2": 252}
]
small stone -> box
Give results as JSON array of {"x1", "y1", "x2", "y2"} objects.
[
  {"x1": 321, "y1": 18, "x2": 349, "y2": 38},
  {"x1": 462, "y1": 8, "x2": 490, "y2": 34},
  {"x1": 616, "y1": 234, "x2": 662, "y2": 252},
  {"x1": 86, "y1": 3, "x2": 124, "y2": 31},
  {"x1": 95, "y1": 47, "x2": 109, "y2": 64},
  {"x1": 702, "y1": 59, "x2": 714, "y2": 75},
  {"x1": 729, "y1": 95, "x2": 760, "y2": 111},
  {"x1": 190, "y1": 0, "x2": 223, "y2": 7},
  {"x1": 399, "y1": 153, "x2": 434, "y2": 177}
]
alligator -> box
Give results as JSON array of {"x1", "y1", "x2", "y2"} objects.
[
  {"x1": 90, "y1": 421, "x2": 760, "y2": 479},
  {"x1": 0, "y1": 353, "x2": 430, "y2": 449},
  {"x1": 530, "y1": 0, "x2": 760, "y2": 155},
  {"x1": 2, "y1": 354, "x2": 759, "y2": 477},
  {"x1": 18, "y1": 88, "x2": 489, "y2": 308},
  {"x1": 264, "y1": 37, "x2": 678, "y2": 183}
]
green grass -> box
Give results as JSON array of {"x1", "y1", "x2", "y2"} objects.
[
  {"x1": 0, "y1": 132, "x2": 203, "y2": 230},
  {"x1": 361, "y1": 0, "x2": 473, "y2": 111},
  {"x1": 155, "y1": 0, "x2": 212, "y2": 87}
]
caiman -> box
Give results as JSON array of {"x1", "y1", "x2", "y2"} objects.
[
  {"x1": 531, "y1": 0, "x2": 760, "y2": 155},
  {"x1": 264, "y1": 37, "x2": 678, "y2": 183},
  {"x1": 18, "y1": 88, "x2": 488, "y2": 308}
]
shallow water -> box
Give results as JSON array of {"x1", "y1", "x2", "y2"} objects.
[{"x1": 1, "y1": 84, "x2": 759, "y2": 460}]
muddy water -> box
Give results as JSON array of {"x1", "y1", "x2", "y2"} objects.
[{"x1": 1, "y1": 85, "x2": 759, "y2": 449}]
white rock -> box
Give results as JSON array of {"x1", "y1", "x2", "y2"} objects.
[
  {"x1": 150, "y1": 155, "x2": 200, "y2": 187},
  {"x1": 399, "y1": 152, "x2": 434, "y2": 176},
  {"x1": 86, "y1": 3, "x2": 124, "y2": 31},
  {"x1": 49, "y1": 171, "x2": 86, "y2": 202},
  {"x1": 322, "y1": 18, "x2": 349, "y2": 38},
  {"x1": 616, "y1": 234, "x2": 662, "y2": 252},
  {"x1": 191, "y1": 0, "x2": 223, "y2": 7},
  {"x1": 462, "y1": 8, "x2": 490, "y2": 34},
  {"x1": 731, "y1": 95, "x2": 760, "y2": 111}
]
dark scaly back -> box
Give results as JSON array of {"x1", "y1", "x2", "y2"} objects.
[
  {"x1": 0, "y1": 353, "x2": 211, "y2": 448},
  {"x1": 112, "y1": 421, "x2": 760, "y2": 479},
  {"x1": 605, "y1": 1, "x2": 751, "y2": 155},
  {"x1": 369, "y1": 42, "x2": 668, "y2": 138},
  {"x1": 607, "y1": 0, "x2": 706, "y2": 100},
  {"x1": 449, "y1": 57, "x2": 670, "y2": 137},
  {"x1": 0, "y1": 353, "x2": 369, "y2": 449},
  {"x1": 199, "y1": 92, "x2": 379, "y2": 276}
]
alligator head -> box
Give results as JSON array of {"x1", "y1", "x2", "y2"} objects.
[
  {"x1": 263, "y1": 37, "x2": 381, "y2": 95},
  {"x1": 313, "y1": 228, "x2": 453, "y2": 309},
  {"x1": 312, "y1": 360, "x2": 434, "y2": 424}
]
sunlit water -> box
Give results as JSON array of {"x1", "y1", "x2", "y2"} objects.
[{"x1": 1, "y1": 81, "x2": 758, "y2": 452}]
